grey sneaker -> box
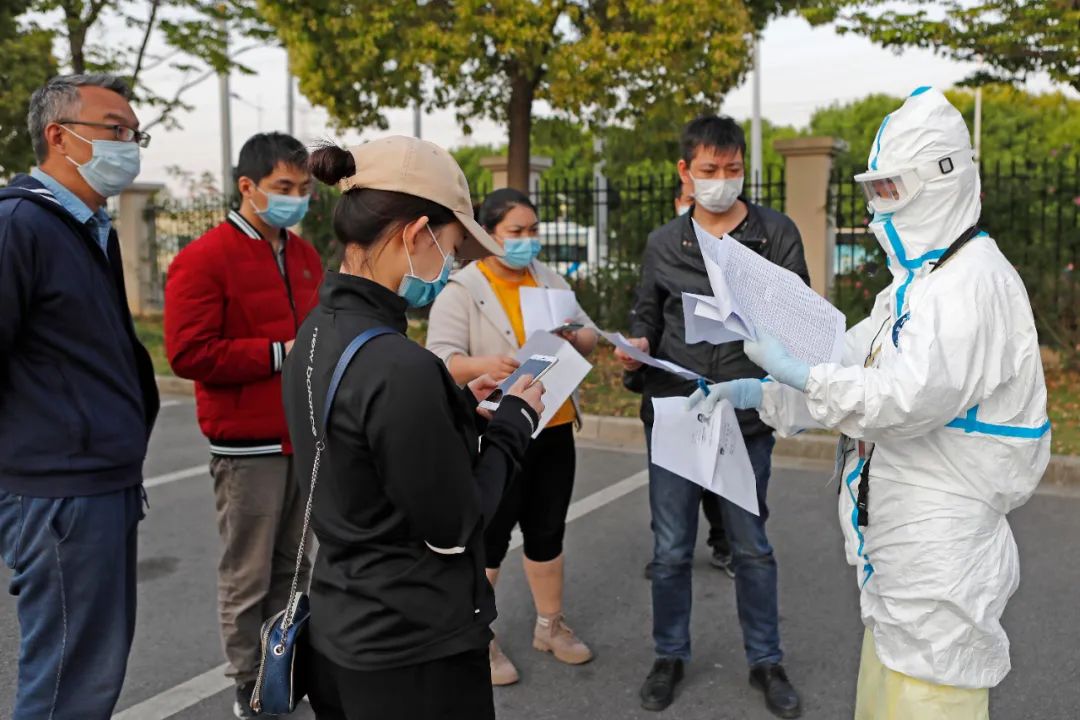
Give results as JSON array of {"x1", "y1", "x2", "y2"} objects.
[{"x1": 710, "y1": 548, "x2": 736, "y2": 579}]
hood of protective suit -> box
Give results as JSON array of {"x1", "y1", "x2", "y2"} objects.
[{"x1": 865, "y1": 88, "x2": 981, "y2": 278}]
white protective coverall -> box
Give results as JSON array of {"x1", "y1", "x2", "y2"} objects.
[{"x1": 758, "y1": 88, "x2": 1051, "y2": 689}]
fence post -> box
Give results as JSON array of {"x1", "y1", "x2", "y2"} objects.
[
  {"x1": 479, "y1": 155, "x2": 554, "y2": 194},
  {"x1": 116, "y1": 182, "x2": 164, "y2": 317},
  {"x1": 774, "y1": 137, "x2": 844, "y2": 297}
]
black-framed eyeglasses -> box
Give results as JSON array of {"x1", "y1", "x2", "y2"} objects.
[{"x1": 58, "y1": 120, "x2": 151, "y2": 148}]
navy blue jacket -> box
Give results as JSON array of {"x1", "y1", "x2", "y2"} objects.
[{"x1": 0, "y1": 175, "x2": 159, "y2": 497}]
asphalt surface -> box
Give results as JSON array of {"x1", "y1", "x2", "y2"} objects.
[{"x1": 1, "y1": 397, "x2": 1078, "y2": 719}]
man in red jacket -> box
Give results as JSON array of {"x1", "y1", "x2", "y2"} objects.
[{"x1": 164, "y1": 132, "x2": 324, "y2": 719}]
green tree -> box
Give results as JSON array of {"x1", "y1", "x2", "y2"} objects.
[
  {"x1": 259, "y1": 0, "x2": 754, "y2": 191},
  {"x1": 450, "y1": 144, "x2": 501, "y2": 199},
  {"x1": 29, "y1": 0, "x2": 275, "y2": 132},
  {"x1": 804, "y1": 1, "x2": 1080, "y2": 93},
  {"x1": 0, "y1": 2, "x2": 56, "y2": 177}
]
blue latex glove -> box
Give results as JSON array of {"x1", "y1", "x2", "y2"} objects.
[
  {"x1": 743, "y1": 331, "x2": 810, "y2": 391},
  {"x1": 685, "y1": 378, "x2": 764, "y2": 414}
]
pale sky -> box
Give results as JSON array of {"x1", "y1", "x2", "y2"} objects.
[{"x1": 125, "y1": 14, "x2": 1073, "y2": 193}]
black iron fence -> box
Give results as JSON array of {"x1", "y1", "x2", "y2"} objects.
[
  {"x1": 832, "y1": 159, "x2": 1080, "y2": 354},
  {"x1": 531, "y1": 168, "x2": 786, "y2": 330},
  {"x1": 145, "y1": 194, "x2": 233, "y2": 305},
  {"x1": 146, "y1": 169, "x2": 787, "y2": 329}
]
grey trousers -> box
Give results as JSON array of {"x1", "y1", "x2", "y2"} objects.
[{"x1": 210, "y1": 454, "x2": 311, "y2": 684}]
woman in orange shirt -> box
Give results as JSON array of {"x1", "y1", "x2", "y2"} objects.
[{"x1": 427, "y1": 188, "x2": 598, "y2": 686}]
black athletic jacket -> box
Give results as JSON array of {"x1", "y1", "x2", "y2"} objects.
[
  {"x1": 628, "y1": 202, "x2": 810, "y2": 435},
  {"x1": 282, "y1": 271, "x2": 537, "y2": 671}
]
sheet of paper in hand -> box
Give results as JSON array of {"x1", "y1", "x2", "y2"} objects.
[
  {"x1": 599, "y1": 331, "x2": 703, "y2": 381},
  {"x1": 692, "y1": 220, "x2": 846, "y2": 366},
  {"x1": 520, "y1": 287, "x2": 581, "y2": 339},
  {"x1": 650, "y1": 396, "x2": 759, "y2": 516},
  {"x1": 515, "y1": 331, "x2": 592, "y2": 438}
]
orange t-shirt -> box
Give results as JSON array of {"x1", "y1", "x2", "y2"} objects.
[{"x1": 477, "y1": 260, "x2": 576, "y2": 427}]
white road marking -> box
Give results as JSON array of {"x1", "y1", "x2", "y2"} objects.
[
  {"x1": 112, "y1": 468, "x2": 650, "y2": 719},
  {"x1": 143, "y1": 465, "x2": 207, "y2": 489},
  {"x1": 159, "y1": 400, "x2": 188, "y2": 409},
  {"x1": 112, "y1": 663, "x2": 230, "y2": 720}
]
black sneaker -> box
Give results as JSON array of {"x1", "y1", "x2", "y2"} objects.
[
  {"x1": 709, "y1": 548, "x2": 736, "y2": 579},
  {"x1": 234, "y1": 681, "x2": 258, "y2": 718},
  {"x1": 640, "y1": 657, "x2": 684, "y2": 711},
  {"x1": 749, "y1": 664, "x2": 802, "y2": 719}
]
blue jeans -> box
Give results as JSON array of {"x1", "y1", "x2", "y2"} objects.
[
  {"x1": 0, "y1": 486, "x2": 145, "y2": 720},
  {"x1": 647, "y1": 428, "x2": 782, "y2": 667}
]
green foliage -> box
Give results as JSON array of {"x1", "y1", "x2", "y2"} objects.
[
  {"x1": 0, "y1": 2, "x2": 56, "y2": 177},
  {"x1": 804, "y1": 1, "x2": 1080, "y2": 93},
  {"x1": 450, "y1": 145, "x2": 500, "y2": 199},
  {"x1": 572, "y1": 262, "x2": 643, "y2": 334},
  {"x1": 301, "y1": 185, "x2": 343, "y2": 269},
  {"x1": 258, "y1": 0, "x2": 755, "y2": 184},
  {"x1": 26, "y1": 0, "x2": 273, "y2": 132}
]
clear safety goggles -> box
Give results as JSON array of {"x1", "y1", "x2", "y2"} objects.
[{"x1": 854, "y1": 152, "x2": 975, "y2": 214}]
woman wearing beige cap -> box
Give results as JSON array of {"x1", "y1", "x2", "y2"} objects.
[
  {"x1": 427, "y1": 188, "x2": 597, "y2": 686},
  {"x1": 281, "y1": 137, "x2": 545, "y2": 719}
]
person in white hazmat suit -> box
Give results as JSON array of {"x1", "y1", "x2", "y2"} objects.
[{"x1": 688, "y1": 87, "x2": 1051, "y2": 718}]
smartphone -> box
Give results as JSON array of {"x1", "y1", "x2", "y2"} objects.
[
  {"x1": 478, "y1": 354, "x2": 558, "y2": 412},
  {"x1": 551, "y1": 322, "x2": 584, "y2": 334}
]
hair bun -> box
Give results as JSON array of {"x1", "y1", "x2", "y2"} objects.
[{"x1": 308, "y1": 143, "x2": 356, "y2": 187}]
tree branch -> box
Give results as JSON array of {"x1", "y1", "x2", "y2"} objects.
[
  {"x1": 130, "y1": 0, "x2": 163, "y2": 87},
  {"x1": 140, "y1": 48, "x2": 182, "y2": 73},
  {"x1": 85, "y1": 0, "x2": 109, "y2": 27},
  {"x1": 140, "y1": 43, "x2": 262, "y2": 132}
]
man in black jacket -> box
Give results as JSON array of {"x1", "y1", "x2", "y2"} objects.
[
  {"x1": 0, "y1": 75, "x2": 158, "y2": 719},
  {"x1": 618, "y1": 116, "x2": 807, "y2": 718}
]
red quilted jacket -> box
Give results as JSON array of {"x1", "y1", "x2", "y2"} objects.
[{"x1": 164, "y1": 211, "x2": 324, "y2": 455}]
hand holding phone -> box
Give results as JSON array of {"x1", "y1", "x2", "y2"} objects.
[
  {"x1": 506, "y1": 373, "x2": 545, "y2": 419},
  {"x1": 551, "y1": 322, "x2": 584, "y2": 335},
  {"x1": 478, "y1": 354, "x2": 557, "y2": 412}
]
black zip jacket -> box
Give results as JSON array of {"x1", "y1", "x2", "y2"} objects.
[
  {"x1": 0, "y1": 175, "x2": 159, "y2": 497},
  {"x1": 628, "y1": 201, "x2": 810, "y2": 435},
  {"x1": 282, "y1": 271, "x2": 538, "y2": 671}
]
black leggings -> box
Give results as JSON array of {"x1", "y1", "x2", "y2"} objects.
[
  {"x1": 305, "y1": 645, "x2": 494, "y2": 720},
  {"x1": 485, "y1": 423, "x2": 576, "y2": 567}
]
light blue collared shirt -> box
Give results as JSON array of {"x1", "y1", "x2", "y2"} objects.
[{"x1": 30, "y1": 168, "x2": 112, "y2": 255}]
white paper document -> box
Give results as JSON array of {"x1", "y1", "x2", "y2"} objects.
[
  {"x1": 650, "y1": 396, "x2": 759, "y2": 516},
  {"x1": 692, "y1": 221, "x2": 846, "y2": 366},
  {"x1": 520, "y1": 287, "x2": 581, "y2": 339},
  {"x1": 599, "y1": 331, "x2": 703, "y2": 381},
  {"x1": 682, "y1": 292, "x2": 752, "y2": 345},
  {"x1": 515, "y1": 331, "x2": 592, "y2": 438}
]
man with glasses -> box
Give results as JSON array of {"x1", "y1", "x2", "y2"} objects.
[
  {"x1": 164, "y1": 132, "x2": 323, "y2": 718},
  {"x1": 0, "y1": 74, "x2": 159, "y2": 718}
]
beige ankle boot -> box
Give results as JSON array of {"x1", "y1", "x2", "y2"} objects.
[
  {"x1": 489, "y1": 638, "x2": 520, "y2": 686},
  {"x1": 532, "y1": 613, "x2": 594, "y2": 665}
]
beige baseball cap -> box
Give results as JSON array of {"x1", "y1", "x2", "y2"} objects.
[{"x1": 336, "y1": 135, "x2": 503, "y2": 260}]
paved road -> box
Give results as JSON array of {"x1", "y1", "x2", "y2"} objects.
[{"x1": 2, "y1": 398, "x2": 1078, "y2": 719}]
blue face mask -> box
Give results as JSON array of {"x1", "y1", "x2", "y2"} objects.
[
  {"x1": 252, "y1": 188, "x2": 310, "y2": 228},
  {"x1": 62, "y1": 126, "x2": 141, "y2": 197},
  {"x1": 398, "y1": 227, "x2": 454, "y2": 308},
  {"x1": 497, "y1": 236, "x2": 542, "y2": 269}
]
